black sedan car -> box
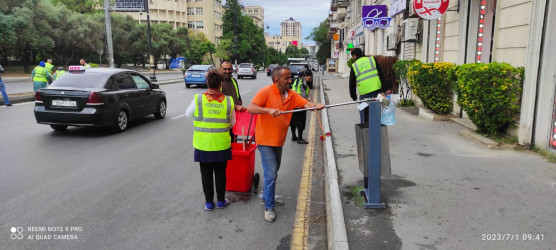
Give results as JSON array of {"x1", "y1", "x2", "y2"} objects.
[{"x1": 34, "y1": 67, "x2": 167, "y2": 132}]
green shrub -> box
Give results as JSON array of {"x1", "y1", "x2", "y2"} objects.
[
  {"x1": 451, "y1": 62, "x2": 524, "y2": 135},
  {"x1": 393, "y1": 59, "x2": 420, "y2": 100},
  {"x1": 407, "y1": 62, "x2": 455, "y2": 115},
  {"x1": 398, "y1": 99, "x2": 415, "y2": 107}
]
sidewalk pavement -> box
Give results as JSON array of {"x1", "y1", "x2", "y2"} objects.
[{"x1": 319, "y1": 72, "x2": 556, "y2": 249}]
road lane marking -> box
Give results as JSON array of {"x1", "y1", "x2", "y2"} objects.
[
  {"x1": 240, "y1": 90, "x2": 251, "y2": 95},
  {"x1": 171, "y1": 113, "x2": 188, "y2": 120},
  {"x1": 178, "y1": 90, "x2": 193, "y2": 93},
  {"x1": 291, "y1": 91, "x2": 317, "y2": 250}
]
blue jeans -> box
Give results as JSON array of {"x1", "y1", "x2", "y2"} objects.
[
  {"x1": 0, "y1": 77, "x2": 10, "y2": 105},
  {"x1": 258, "y1": 145, "x2": 282, "y2": 210},
  {"x1": 359, "y1": 91, "x2": 380, "y2": 124}
]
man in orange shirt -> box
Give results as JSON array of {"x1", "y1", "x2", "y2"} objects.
[{"x1": 247, "y1": 66, "x2": 325, "y2": 222}]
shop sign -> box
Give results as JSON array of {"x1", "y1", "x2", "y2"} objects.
[
  {"x1": 413, "y1": 0, "x2": 450, "y2": 20},
  {"x1": 390, "y1": 0, "x2": 407, "y2": 17},
  {"x1": 333, "y1": 34, "x2": 339, "y2": 41},
  {"x1": 362, "y1": 5, "x2": 391, "y2": 31}
]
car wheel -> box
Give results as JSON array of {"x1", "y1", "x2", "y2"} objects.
[
  {"x1": 50, "y1": 125, "x2": 68, "y2": 131},
  {"x1": 186, "y1": 84, "x2": 191, "y2": 88},
  {"x1": 154, "y1": 100, "x2": 167, "y2": 119},
  {"x1": 113, "y1": 110, "x2": 128, "y2": 133}
]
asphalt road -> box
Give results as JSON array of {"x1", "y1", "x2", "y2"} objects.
[
  {"x1": 0, "y1": 72, "x2": 327, "y2": 249},
  {"x1": 3, "y1": 71, "x2": 185, "y2": 94}
]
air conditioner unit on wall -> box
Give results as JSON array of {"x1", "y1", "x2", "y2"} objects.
[
  {"x1": 401, "y1": 18, "x2": 418, "y2": 42},
  {"x1": 386, "y1": 32, "x2": 398, "y2": 51}
]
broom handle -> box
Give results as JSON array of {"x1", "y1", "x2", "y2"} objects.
[{"x1": 280, "y1": 99, "x2": 377, "y2": 114}]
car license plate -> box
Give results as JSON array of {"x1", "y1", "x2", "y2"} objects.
[
  {"x1": 52, "y1": 100, "x2": 77, "y2": 107},
  {"x1": 192, "y1": 74, "x2": 201, "y2": 77}
]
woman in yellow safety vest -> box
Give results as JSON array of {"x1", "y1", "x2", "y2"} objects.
[{"x1": 185, "y1": 70, "x2": 236, "y2": 211}]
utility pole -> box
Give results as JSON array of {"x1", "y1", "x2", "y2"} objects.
[
  {"x1": 103, "y1": 0, "x2": 114, "y2": 68},
  {"x1": 145, "y1": 0, "x2": 157, "y2": 82}
]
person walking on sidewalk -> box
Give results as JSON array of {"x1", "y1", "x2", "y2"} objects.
[
  {"x1": 289, "y1": 70, "x2": 313, "y2": 144},
  {"x1": 31, "y1": 61, "x2": 52, "y2": 92},
  {"x1": 185, "y1": 70, "x2": 235, "y2": 211},
  {"x1": 220, "y1": 60, "x2": 245, "y2": 141},
  {"x1": 0, "y1": 64, "x2": 12, "y2": 106},
  {"x1": 349, "y1": 48, "x2": 386, "y2": 123},
  {"x1": 247, "y1": 66, "x2": 324, "y2": 222}
]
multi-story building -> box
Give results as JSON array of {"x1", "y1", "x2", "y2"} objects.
[
  {"x1": 327, "y1": 0, "x2": 556, "y2": 151},
  {"x1": 116, "y1": 0, "x2": 224, "y2": 45},
  {"x1": 264, "y1": 35, "x2": 299, "y2": 53},
  {"x1": 242, "y1": 6, "x2": 264, "y2": 28},
  {"x1": 280, "y1": 17, "x2": 302, "y2": 43}
]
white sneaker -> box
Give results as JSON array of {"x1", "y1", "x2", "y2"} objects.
[{"x1": 264, "y1": 208, "x2": 276, "y2": 222}]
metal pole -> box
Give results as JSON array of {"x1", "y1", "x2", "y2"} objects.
[
  {"x1": 104, "y1": 0, "x2": 114, "y2": 68},
  {"x1": 146, "y1": 0, "x2": 157, "y2": 82}
]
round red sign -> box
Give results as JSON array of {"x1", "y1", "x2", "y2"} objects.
[{"x1": 413, "y1": 0, "x2": 450, "y2": 20}]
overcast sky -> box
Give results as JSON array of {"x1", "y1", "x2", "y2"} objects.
[{"x1": 234, "y1": 0, "x2": 331, "y2": 45}]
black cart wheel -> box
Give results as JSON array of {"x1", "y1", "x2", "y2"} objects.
[{"x1": 253, "y1": 173, "x2": 260, "y2": 191}]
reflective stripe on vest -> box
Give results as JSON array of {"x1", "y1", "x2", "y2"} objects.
[
  {"x1": 352, "y1": 57, "x2": 381, "y2": 95},
  {"x1": 192, "y1": 94, "x2": 233, "y2": 151},
  {"x1": 33, "y1": 67, "x2": 48, "y2": 82},
  {"x1": 291, "y1": 78, "x2": 309, "y2": 96}
]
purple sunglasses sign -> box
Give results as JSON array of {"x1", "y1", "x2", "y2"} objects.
[{"x1": 362, "y1": 5, "x2": 391, "y2": 31}]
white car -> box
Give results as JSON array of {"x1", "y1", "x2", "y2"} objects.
[{"x1": 237, "y1": 63, "x2": 257, "y2": 79}]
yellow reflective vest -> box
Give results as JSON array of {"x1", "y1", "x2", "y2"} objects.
[
  {"x1": 45, "y1": 63, "x2": 54, "y2": 73},
  {"x1": 54, "y1": 70, "x2": 66, "y2": 80},
  {"x1": 291, "y1": 78, "x2": 309, "y2": 96},
  {"x1": 352, "y1": 56, "x2": 381, "y2": 95},
  {"x1": 33, "y1": 67, "x2": 48, "y2": 82},
  {"x1": 193, "y1": 94, "x2": 234, "y2": 151}
]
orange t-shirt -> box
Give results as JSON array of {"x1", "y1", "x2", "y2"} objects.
[{"x1": 251, "y1": 84, "x2": 309, "y2": 146}]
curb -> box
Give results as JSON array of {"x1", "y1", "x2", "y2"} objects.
[
  {"x1": 0, "y1": 79, "x2": 184, "y2": 105},
  {"x1": 319, "y1": 73, "x2": 349, "y2": 249},
  {"x1": 418, "y1": 107, "x2": 452, "y2": 121}
]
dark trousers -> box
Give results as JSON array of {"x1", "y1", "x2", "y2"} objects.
[
  {"x1": 290, "y1": 110, "x2": 307, "y2": 139},
  {"x1": 200, "y1": 161, "x2": 227, "y2": 203}
]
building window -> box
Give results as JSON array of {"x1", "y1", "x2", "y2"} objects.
[
  {"x1": 196, "y1": 8, "x2": 203, "y2": 15},
  {"x1": 188, "y1": 22, "x2": 195, "y2": 29},
  {"x1": 196, "y1": 21, "x2": 204, "y2": 29},
  {"x1": 187, "y1": 8, "x2": 194, "y2": 15}
]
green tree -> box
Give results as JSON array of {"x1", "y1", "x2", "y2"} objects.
[
  {"x1": 299, "y1": 47, "x2": 309, "y2": 59},
  {"x1": 222, "y1": 0, "x2": 265, "y2": 64},
  {"x1": 308, "y1": 19, "x2": 332, "y2": 65},
  {"x1": 215, "y1": 38, "x2": 233, "y2": 61},
  {"x1": 285, "y1": 45, "x2": 300, "y2": 58},
  {"x1": 109, "y1": 13, "x2": 142, "y2": 67},
  {"x1": 50, "y1": 0, "x2": 100, "y2": 14},
  {"x1": 151, "y1": 23, "x2": 174, "y2": 69},
  {"x1": 167, "y1": 26, "x2": 189, "y2": 68},
  {"x1": 185, "y1": 32, "x2": 212, "y2": 64}
]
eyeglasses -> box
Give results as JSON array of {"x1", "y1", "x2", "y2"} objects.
[{"x1": 362, "y1": 17, "x2": 391, "y2": 29}]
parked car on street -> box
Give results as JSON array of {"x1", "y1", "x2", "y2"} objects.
[
  {"x1": 34, "y1": 67, "x2": 167, "y2": 133},
  {"x1": 267, "y1": 64, "x2": 279, "y2": 76},
  {"x1": 184, "y1": 65, "x2": 215, "y2": 88},
  {"x1": 237, "y1": 63, "x2": 257, "y2": 79}
]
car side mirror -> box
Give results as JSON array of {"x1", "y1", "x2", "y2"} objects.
[{"x1": 151, "y1": 83, "x2": 159, "y2": 89}]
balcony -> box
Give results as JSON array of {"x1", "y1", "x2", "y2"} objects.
[
  {"x1": 336, "y1": 0, "x2": 349, "y2": 8},
  {"x1": 329, "y1": 21, "x2": 340, "y2": 32},
  {"x1": 333, "y1": 7, "x2": 346, "y2": 20},
  {"x1": 330, "y1": 4, "x2": 338, "y2": 11}
]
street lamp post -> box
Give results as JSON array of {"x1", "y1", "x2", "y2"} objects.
[{"x1": 145, "y1": 0, "x2": 157, "y2": 82}]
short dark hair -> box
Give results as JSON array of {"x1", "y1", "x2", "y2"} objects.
[
  {"x1": 271, "y1": 66, "x2": 290, "y2": 82},
  {"x1": 351, "y1": 48, "x2": 363, "y2": 58},
  {"x1": 206, "y1": 70, "x2": 223, "y2": 89},
  {"x1": 220, "y1": 60, "x2": 232, "y2": 66}
]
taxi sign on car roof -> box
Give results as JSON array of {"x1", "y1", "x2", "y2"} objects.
[{"x1": 68, "y1": 65, "x2": 85, "y2": 72}]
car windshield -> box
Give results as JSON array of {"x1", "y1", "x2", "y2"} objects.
[
  {"x1": 188, "y1": 65, "x2": 210, "y2": 71},
  {"x1": 50, "y1": 72, "x2": 110, "y2": 88},
  {"x1": 239, "y1": 64, "x2": 251, "y2": 68},
  {"x1": 288, "y1": 64, "x2": 305, "y2": 73}
]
